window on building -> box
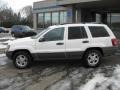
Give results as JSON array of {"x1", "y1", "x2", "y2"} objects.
[
  {"x1": 37, "y1": 11, "x2": 67, "y2": 29},
  {"x1": 60, "y1": 11, "x2": 67, "y2": 24},
  {"x1": 107, "y1": 13, "x2": 120, "y2": 29},
  {"x1": 68, "y1": 27, "x2": 87, "y2": 40},
  {"x1": 96, "y1": 14, "x2": 101, "y2": 23},
  {"x1": 44, "y1": 12, "x2": 51, "y2": 28},
  {"x1": 89, "y1": 26, "x2": 109, "y2": 37},
  {"x1": 44, "y1": 27, "x2": 64, "y2": 41},
  {"x1": 52, "y1": 12, "x2": 59, "y2": 25},
  {"x1": 37, "y1": 13, "x2": 44, "y2": 29}
]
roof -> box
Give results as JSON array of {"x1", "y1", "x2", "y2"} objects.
[
  {"x1": 49, "y1": 23, "x2": 107, "y2": 28},
  {"x1": 33, "y1": 0, "x2": 99, "y2": 10}
]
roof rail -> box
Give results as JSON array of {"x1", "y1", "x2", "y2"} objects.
[
  {"x1": 60, "y1": 23, "x2": 73, "y2": 25},
  {"x1": 60, "y1": 22, "x2": 103, "y2": 25},
  {"x1": 85, "y1": 22, "x2": 103, "y2": 24}
]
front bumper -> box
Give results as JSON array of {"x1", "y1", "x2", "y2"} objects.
[{"x1": 6, "y1": 51, "x2": 13, "y2": 60}]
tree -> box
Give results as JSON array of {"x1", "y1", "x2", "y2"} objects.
[
  {"x1": 0, "y1": 1, "x2": 33, "y2": 28},
  {"x1": 20, "y1": 6, "x2": 33, "y2": 27},
  {"x1": 0, "y1": 0, "x2": 22, "y2": 28}
]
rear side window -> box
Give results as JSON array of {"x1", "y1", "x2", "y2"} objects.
[
  {"x1": 89, "y1": 26, "x2": 109, "y2": 38},
  {"x1": 68, "y1": 26, "x2": 88, "y2": 40}
]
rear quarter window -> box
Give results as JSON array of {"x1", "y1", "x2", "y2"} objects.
[{"x1": 89, "y1": 26, "x2": 110, "y2": 38}]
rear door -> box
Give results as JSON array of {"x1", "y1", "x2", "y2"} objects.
[
  {"x1": 66, "y1": 25, "x2": 89, "y2": 59},
  {"x1": 87, "y1": 25, "x2": 112, "y2": 47}
]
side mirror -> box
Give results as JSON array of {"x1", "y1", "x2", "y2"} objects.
[{"x1": 39, "y1": 37, "x2": 45, "y2": 42}]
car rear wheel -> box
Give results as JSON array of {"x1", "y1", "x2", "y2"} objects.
[
  {"x1": 13, "y1": 51, "x2": 32, "y2": 69},
  {"x1": 83, "y1": 50, "x2": 102, "y2": 68}
]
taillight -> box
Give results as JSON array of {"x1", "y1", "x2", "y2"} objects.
[{"x1": 111, "y1": 39, "x2": 118, "y2": 46}]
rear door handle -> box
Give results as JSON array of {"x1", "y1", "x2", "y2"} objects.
[
  {"x1": 56, "y1": 42, "x2": 64, "y2": 45},
  {"x1": 82, "y1": 41, "x2": 89, "y2": 43}
]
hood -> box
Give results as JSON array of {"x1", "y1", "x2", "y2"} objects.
[{"x1": 8, "y1": 37, "x2": 34, "y2": 45}]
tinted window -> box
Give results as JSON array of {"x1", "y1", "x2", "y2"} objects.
[
  {"x1": 44, "y1": 27, "x2": 64, "y2": 41},
  {"x1": 89, "y1": 26, "x2": 109, "y2": 37},
  {"x1": 12, "y1": 25, "x2": 31, "y2": 31},
  {"x1": 68, "y1": 26, "x2": 87, "y2": 40}
]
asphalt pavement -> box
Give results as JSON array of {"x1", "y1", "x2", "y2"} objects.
[{"x1": 0, "y1": 55, "x2": 119, "y2": 90}]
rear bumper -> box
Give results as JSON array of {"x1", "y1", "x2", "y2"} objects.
[
  {"x1": 102, "y1": 46, "x2": 118, "y2": 56},
  {"x1": 6, "y1": 51, "x2": 13, "y2": 60}
]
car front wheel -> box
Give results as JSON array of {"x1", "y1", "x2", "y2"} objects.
[
  {"x1": 13, "y1": 51, "x2": 32, "y2": 69},
  {"x1": 83, "y1": 50, "x2": 102, "y2": 68}
]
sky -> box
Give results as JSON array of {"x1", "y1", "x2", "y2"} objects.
[{"x1": 3, "y1": 0, "x2": 43, "y2": 12}]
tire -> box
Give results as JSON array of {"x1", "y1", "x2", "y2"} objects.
[
  {"x1": 83, "y1": 50, "x2": 102, "y2": 68},
  {"x1": 13, "y1": 51, "x2": 32, "y2": 69}
]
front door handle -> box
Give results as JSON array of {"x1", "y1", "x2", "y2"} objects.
[
  {"x1": 56, "y1": 42, "x2": 64, "y2": 45},
  {"x1": 82, "y1": 41, "x2": 89, "y2": 43}
]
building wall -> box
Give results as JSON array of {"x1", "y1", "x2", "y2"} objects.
[
  {"x1": 33, "y1": 0, "x2": 100, "y2": 29},
  {"x1": 33, "y1": 0, "x2": 120, "y2": 30}
]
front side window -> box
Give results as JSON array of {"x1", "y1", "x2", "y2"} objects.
[
  {"x1": 68, "y1": 26, "x2": 88, "y2": 40},
  {"x1": 89, "y1": 26, "x2": 109, "y2": 38},
  {"x1": 44, "y1": 27, "x2": 64, "y2": 41}
]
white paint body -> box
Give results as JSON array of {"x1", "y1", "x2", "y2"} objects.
[{"x1": 8, "y1": 24, "x2": 116, "y2": 54}]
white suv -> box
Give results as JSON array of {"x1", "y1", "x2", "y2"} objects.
[{"x1": 6, "y1": 24, "x2": 118, "y2": 69}]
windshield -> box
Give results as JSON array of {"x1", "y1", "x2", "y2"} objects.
[
  {"x1": 31, "y1": 28, "x2": 50, "y2": 39},
  {"x1": 12, "y1": 25, "x2": 32, "y2": 30},
  {"x1": 22, "y1": 26, "x2": 31, "y2": 30}
]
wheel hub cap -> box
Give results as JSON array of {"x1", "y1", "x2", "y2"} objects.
[
  {"x1": 87, "y1": 53, "x2": 99, "y2": 66},
  {"x1": 16, "y1": 55, "x2": 28, "y2": 67}
]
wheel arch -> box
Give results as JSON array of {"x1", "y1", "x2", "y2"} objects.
[
  {"x1": 12, "y1": 49, "x2": 33, "y2": 60},
  {"x1": 84, "y1": 47, "x2": 104, "y2": 57}
]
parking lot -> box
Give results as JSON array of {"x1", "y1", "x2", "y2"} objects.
[
  {"x1": 0, "y1": 33, "x2": 120, "y2": 90},
  {"x1": 0, "y1": 52, "x2": 120, "y2": 90}
]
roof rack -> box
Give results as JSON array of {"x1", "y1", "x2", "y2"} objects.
[
  {"x1": 60, "y1": 23, "x2": 73, "y2": 25},
  {"x1": 85, "y1": 22, "x2": 103, "y2": 24},
  {"x1": 60, "y1": 22, "x2": 103, "y2": 25}
]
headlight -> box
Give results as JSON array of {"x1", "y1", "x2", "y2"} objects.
[{"x1": 6, "y1": 45, "x2": 10, "y2": 51}]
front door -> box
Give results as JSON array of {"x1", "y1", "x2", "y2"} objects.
[{"x1": 36, "y1": 27, "x2": 66, "y2": 59}]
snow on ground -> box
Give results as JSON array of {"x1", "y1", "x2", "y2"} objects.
[
  {"x1": 0, "y1": 44, "x2": 7, "y2": 49},
  {"x1": 79, "y1": 66, "x2": 120, "y2": 90},
  {"x1": 0, "y1": 36, "x2": 14, "y2": 40},
  {"x1": 0, "y1": 54, "x2": 6, "y2": 58},
  {"x1": 49, "y1": 79, "x2": 72, "y2": 90},
  {"x1": 49, "y1": 68, "x2": 94, "y2": 90},
  {"x1": 0, "y1": 58, "x2": 7, "y2": 66},
  {"x1": 0, "y1": 53, "x2": 7, "y2": 66},
  {"x1": 79, "y1": 74, "x2": 107, "y2": 90},
  {"x1": 49, "y1": 66, "x2": 120, "y2": 90}
]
